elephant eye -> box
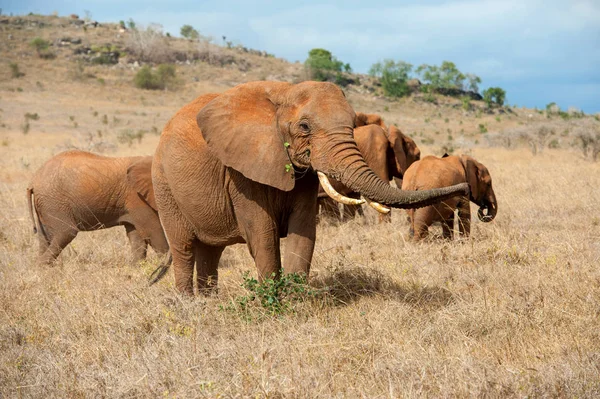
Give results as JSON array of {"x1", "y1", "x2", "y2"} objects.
[{"x1": 298, "y1": 122, "x2": 311, "y2": 133}]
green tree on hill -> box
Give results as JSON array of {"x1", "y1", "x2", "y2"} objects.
[
  {"x1": 369, "y1": 59, "x2": 413, "y2": 98},
  {"x1": 304, "y1": 48, "x2": 346, "y2": 82}
]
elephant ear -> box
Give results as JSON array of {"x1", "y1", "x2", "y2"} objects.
[
  {"x1": 387, "y1": 125, "x2": 409, "y2": 177},
  {"x1": 127, "y1": 156, "x2": 157, "y2": 210},
  {"x1": 196, "y1": 82, "x2": 295, "y2": 192},
  {"x1": 460, "y1": 155, "x2": 480, "y2": 203}
]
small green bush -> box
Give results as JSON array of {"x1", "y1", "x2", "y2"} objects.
[
  {"x1": 9, "y1": 63, "x2": 24, "y2": 78},
  {"x1": 30, "y1": 37, "x2": 55, "y2": 59},
  {"x1": 134, "y1": 64, "x2": 177, "y2": 90},
  {"x1": 222, "y1": 271, "x2": 319, "y2": 318}
]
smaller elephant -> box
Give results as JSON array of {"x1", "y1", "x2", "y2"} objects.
[
  {"x1": 402, "y1": 154, "x2": 497, "y2": 240},
  {"x1": 319, "y1": 122, "x2": 421, "y2": 223},
  {"x1": 27, "y1": 150, "x2": 169, "y2": 264},
  {"x1": 355, "y1": 112, "x2": 387, "y2": 130}
]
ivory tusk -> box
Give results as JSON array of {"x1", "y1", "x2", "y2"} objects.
[
  {"x1": 363, "y1": 197, "x2": 391, "y2": 214},
  {"x1": 317, "y1": 172, "x2": 365, "y2": 206}
]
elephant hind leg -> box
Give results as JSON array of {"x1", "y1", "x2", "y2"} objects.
[
  {"x1": 37, "y1": 229, "x2": 51, "y2": 256},
  {"x1": 442, "y1": 211, "x2": 455, "y2": 240},
  {"x1": 125, "y1": 224, "x2": 148, "y2": 264},
  {"x1": 38, "y1": 230, "x2": 77, "y2": 265},
  {"x1": 194, "y1": 243, "x2": 224, "y2": 295},
  {"x1": 411, "y1": 209, "x2": 431, "y2": 241}
]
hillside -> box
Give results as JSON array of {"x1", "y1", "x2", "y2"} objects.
[{"x1": 1, "y1": 14, "x2": 600, "y2": 398}]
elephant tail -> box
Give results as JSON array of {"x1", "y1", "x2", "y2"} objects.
[
  {"x1": 26, "y1": 187, "x2": 38, "y2": 234},
  {"x1": 148, "y1": 251, "x2": 172, "y2": 286}
]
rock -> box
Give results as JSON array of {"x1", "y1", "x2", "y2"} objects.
[{"x1": 70, "y1": 38, "x2": 81, "y2": 44}]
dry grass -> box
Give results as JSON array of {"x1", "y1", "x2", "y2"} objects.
[{"x1": 2, "y1": 14, "x2": 600, "y2": 398}]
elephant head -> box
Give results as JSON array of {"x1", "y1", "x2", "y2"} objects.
[
  {"x1": 387, "y1": 125, "x2": 421, "y2": 178},
  {"x1": 196, "y1": 81, "x2": 468, "y2": 209},
  {"x1": 355, "y1": 112, "x2": 387, "y2": 130},
  {"x1": 460, "y1": 155, "x2": 497, "y2": 222}
]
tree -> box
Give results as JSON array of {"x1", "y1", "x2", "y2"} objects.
[
  {"x1": 180, "y1": 24, "x2": 199, "y2": 40},
  {"x1": 416, "y1": 61, "x2": 479, "y2": 91},
  {"x1": 304, "y1": 48, "x2": 345, "y2": 81},
  {"x1": 465, "y1": 73, "x2": 482, "y2": 93},
  {"x1": 482, "y1": 87, "x2": 506, "y2": 107},
  {"x1": 369, "y1": 59, "x2": 413, "y2": 97}
]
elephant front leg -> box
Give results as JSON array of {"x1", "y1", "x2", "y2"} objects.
[
  {"x1": 245, "y1": 228, "x2": 282, "y2": 281},
  {"x1": 457, "y1": 201, "x2": 471, "y2": 238},
  {"x1": 125, "y1": 224, "x2": 148, "y2": 263},
  {"x1": 283, "y1": 205, "x2": 317, "y2": 277}
]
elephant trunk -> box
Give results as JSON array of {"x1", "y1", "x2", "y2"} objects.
[
  {"x1": 312, "y1": 131, "x2": 469, "y2": 209},
  {"x1": 477, "y1": 191, "x2": 497, "y2": 222}
]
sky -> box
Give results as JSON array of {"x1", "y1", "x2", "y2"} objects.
[{"x1": 4, "y1": 0, "x2": 599, "y2": 113}]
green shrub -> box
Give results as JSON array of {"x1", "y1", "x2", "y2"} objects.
[
  {"x1": 461, "y1": 96, "x2": 471, "y2": 111},
  {"x1": 134, "y1": 64, "x2": 177, "y2": 90},
  {"x1": 304, "y1": 48, "x2": 345, "y2": 82},
  {"x1": 369, "y1": 59, "x2": 412, "y2": 98},
  {"x1": 180, "y1": 24, "x2": 199, "y2": 40},
  {"x1": 9, "y1": 63, "x2": 24, "y2": 78},
  {"x1": 30, "y1": 37, "x2": 55, "y2": 59},
  {"x1": 482, "y1": 87, "x2": 506, "y2": 107},
  {"x1": 223, "y1": 271, "x2": 319, "y2": 317}
]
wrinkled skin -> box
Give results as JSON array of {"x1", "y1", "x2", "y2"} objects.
[
  {"x1": 27, "y1": 150, "x2": 168, "y2": 264},
  {"x1": 319, "y1": 123, "x2": 421, "y2": 223},
  {"x1": 402, "y1": 154, "x2": 498, "y2": 240},
  {"x1": 152, "y1": 81, "x2": 468, "y2": 295}
]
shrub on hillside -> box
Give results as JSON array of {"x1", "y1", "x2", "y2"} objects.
[
  {"x1": 369, "y1": 59, "x2": 413, "y2": 98},
  {"x1": 126, "y1": 23, "x2": 173, "y2": 63},
  {"x1": 29, "y1": 37, "x2": 55, "y2": 59},
  {"x1": 483, "y1": 87, "x2": 506, "y2": 107},
  {"x1": 180, "y1": 24, "x2": 200, "y2": 40},
  {"x1": 133, "y1": 64, "x2": 177, "y2": 90},
  {"x1": 304, "y1": 48, "x2": 347, "y2": 82},
  {"x1": 9, "y1": 63, "x2": 25, "y2": 78}
]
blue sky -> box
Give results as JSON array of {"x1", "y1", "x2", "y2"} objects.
[{"x1": 4, "y1": 0, "x2": 599, "y2": 113}]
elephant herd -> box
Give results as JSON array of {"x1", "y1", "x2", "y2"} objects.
[{"x1": 26, "y1": 81, "x2": 497, "y2": 295}]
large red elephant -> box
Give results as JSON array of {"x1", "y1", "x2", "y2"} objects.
[{"x1": 150, "y1": 81, "x2": 468, "y2": 295}]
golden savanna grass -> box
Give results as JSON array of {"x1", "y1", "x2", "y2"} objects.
[{"x1": 2, "y1": 14, "x2": 600, "y2": 398}]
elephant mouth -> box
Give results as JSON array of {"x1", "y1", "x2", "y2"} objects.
[
  {"x1": 477, "y1": 202, "x2": 496, "y2": 223},
  {"x1": 317, "y1": 172, "x2": 390, "y2": 214}
]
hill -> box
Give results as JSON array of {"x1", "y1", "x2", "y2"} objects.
[{"x1": 1, "y1": 13, "x2": 600, "y2": 398}]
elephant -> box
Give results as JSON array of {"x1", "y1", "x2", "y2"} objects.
[
  {"x1": 150, "y1": 81, "x2": 468, "y2": 295},
  {"x1": 27, "y1": 150, "x2": 169, "y2": 264},
  {"x1": 319, "y1": 123, "x2": 421, "y2": 223},
  {"x1": 355, "y1": 112, "x2": 387, "y2": 130},
  {"x1": 401, "y1": 154, "x2": 498, "y2": 240}
]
